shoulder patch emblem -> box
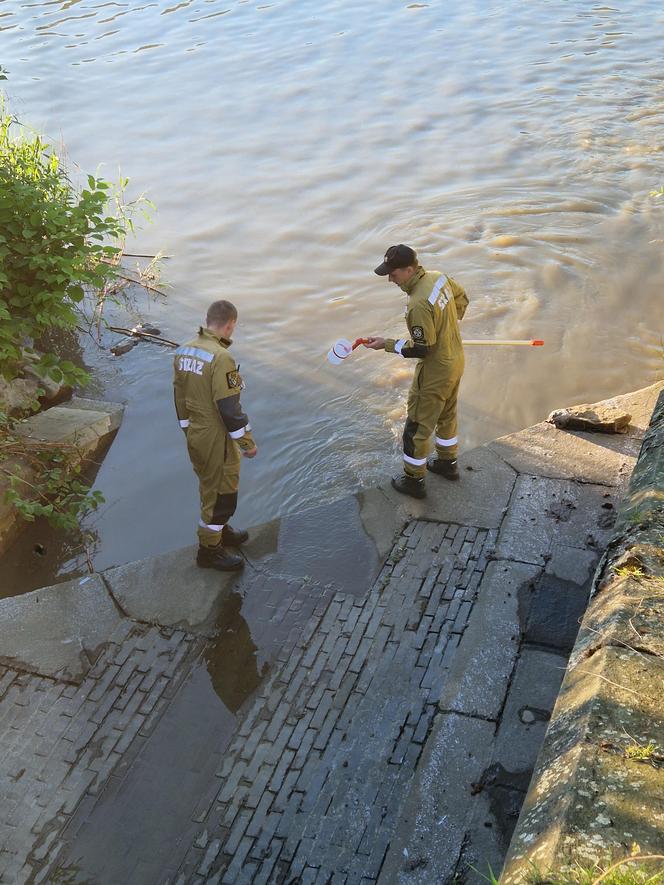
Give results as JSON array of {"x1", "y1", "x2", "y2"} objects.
[
  {"x1": 226, "y1": 370, "x2": 243, "y2": 389},
  {"x1": 411, "y1": 326, "x2": 424, "y2": 340}
]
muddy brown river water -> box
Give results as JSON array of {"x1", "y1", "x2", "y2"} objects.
[{"x1": 1, "y1": 0, "x2": 663, "y2": 593}]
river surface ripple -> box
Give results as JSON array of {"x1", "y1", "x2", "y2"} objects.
[{"x1": 1, "y1": 0, "x2": 663, "y2": 589}]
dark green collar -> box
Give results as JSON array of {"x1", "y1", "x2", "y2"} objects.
[
  {"x1": 199, "y1": 326, "x2": 232, "y2": 347},
  {"x1": 400, "y1": 266, "x2": 426, "y2": 294}
]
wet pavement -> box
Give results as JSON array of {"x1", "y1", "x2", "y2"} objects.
[{"x1": 0, "y1": 383, "x2": 660, "y2": 885}]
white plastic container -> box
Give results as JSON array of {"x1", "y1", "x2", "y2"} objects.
[{"x1": 327, "y1": 338, "x2": 353, "y2": 365}]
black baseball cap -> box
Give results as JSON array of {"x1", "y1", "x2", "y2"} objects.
[{"x1": 374, "y1": 244, "x2": 418, "y2": 276}]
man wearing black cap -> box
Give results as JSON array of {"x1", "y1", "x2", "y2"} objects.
[{"x1": 364, "y1": 245, "x2": 468, "y2": 499}]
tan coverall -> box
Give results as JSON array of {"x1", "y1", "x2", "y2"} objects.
[
  {"x1": 173, "y1": 327, "x2": 256, "y2": 547},
  {"x1": 384, "y1": 267, "x2": 468, "y2": 478}
]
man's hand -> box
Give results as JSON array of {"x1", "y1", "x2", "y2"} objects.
[
  {"x1": 242, "y1": 446, "x2": 258, "y2": 459},
  {"x1": 364, "y1": 337, "x2": 385, "y2": 350}
]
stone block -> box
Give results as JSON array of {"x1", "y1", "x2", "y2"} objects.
[
  {"x1": 547, "y1": 404, "x2": 632, "y2": 434},
  {"x1": 16, "y1": 401, "x2": 123, "y2": 456}
]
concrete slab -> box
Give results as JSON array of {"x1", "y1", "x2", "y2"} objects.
[
  {"x1": 357, "y1": 487, "x2": 408, "y2": 562},
  {"x1": 439, "y1": 561, "x2": 541, "y2": 721},
  {"x1": 460, "y1": 776, "x2": 528, "y2": 885},
  {"x1": 495, "y1": 476, "x2": 619, "y2": 566},
  {"x1": 488, "y1": 422, "x2": 639, "y2": 488},
  {"x1": 0, "y1": 575, "x2": 123, "y2": 682},
  {"x1": 2, "y1": 382, "x2": 658, "y2": 884},
  {"x1": 544, "y1": 545, "x2": 599, "y2": 585},
  {"x1": 488, "y1": 383, "x2": 662, "y2": 487},
  {"x1": 492, "y1": 647, "x2": 568, "y2": 775},
  {"x1": 379, "y1": 712, "x2": 496, "y2": 885},
  {"x1": 102, "y1": 544, "x2": 238, "y2": 635},
  {"x1": 380, "y1": 445, "x2": 517, "y2": 529}
]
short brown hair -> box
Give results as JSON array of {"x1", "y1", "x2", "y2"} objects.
[{"x1": 206, "y1": 300, "x2": 237, "y2": 328}]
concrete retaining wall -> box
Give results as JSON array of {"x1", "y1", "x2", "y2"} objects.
[{"x1": 501, "y1": 390, "x2": 664, "y2": 881}]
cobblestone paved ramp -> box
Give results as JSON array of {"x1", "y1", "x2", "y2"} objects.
[{"x1": 0, "y1": 382, "x2": 660, "y2": 885}]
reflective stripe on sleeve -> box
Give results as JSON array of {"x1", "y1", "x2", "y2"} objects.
[
  {"x1": 428, "y1": 275, "x2": 449, "y2": 305},
  {"x1": 436, "y1": 436, "x2": 458, "y2": 446},
  {"x1": 229, "y1": 426, "x2": 246, "y2": 440},
  {"x1": 179, "y1": 419, "x2": 190, "y2": 428},
  {"x1": 403, "y1": 453, "x2": 427, "y2": 466},
  {"x1": 394, "y1": 338, "x2": 407, "y2": 356}
]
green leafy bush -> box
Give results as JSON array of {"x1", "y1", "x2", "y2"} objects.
[
  {"x1": 0, "y1": 108, "x2": 125, "y2": 386},
  {"x1": 0, "y1": 103, "x2": 147, "y2": 536}
]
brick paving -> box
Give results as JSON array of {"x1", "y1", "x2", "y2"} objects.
[
  {"x1": 172, "y1": 522, "x2": 495, "y2": 885},
  {"x1": 0, "y1": 520, "x2": 494, "y2": 884},
  {"x1": 0, "y1": 623, "x2": 200, "y2": 885}
]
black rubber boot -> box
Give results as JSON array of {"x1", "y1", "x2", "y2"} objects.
[
  {"x1": 222, "y1": 524, "x2": 249, "y2": 546},
  {"x1": 391, "y1": 473, "x2": 427, "y2": 499},
  {"x1": 196, "y1": 543, "x2": 244, "y2": 571},
  {"x1": 427, "y1": 458, "x2": 460, "y2": 481}
]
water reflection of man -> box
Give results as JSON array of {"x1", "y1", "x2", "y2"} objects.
[
  {"x1": 205, "y1": 592, "x2": 268, "y2": 714},
  {"x1": 364, "y1": 245, "x2": 469, "y2": 499},
  {"x1": 173, "y1": 300, "x2": 257, "y2": 572}
]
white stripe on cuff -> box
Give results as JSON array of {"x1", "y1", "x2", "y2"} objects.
[
  {"x1": 199, "y1": 519, "x2": 224, "y2": 531},
  {"x1": 229, "y1": 426, "x2": 246, "y2": 440},
  {"x1": 394, "y1": 338, "x2": 407, "y2": 356},
  {"x1": 436, "y1": 436, "x2": 458, "y2": 446},
  {"x1": 403, "y1": 453, "x2": 427, "y2": 466},
  {"x1": 179, "y1": 419, "x2": 190, "y2": 428}
]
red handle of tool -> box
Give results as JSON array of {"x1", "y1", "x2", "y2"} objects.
[{"x1": 352, "y1": 338, "x2": 369, "y2": 350}]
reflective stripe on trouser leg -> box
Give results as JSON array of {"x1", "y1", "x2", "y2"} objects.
[
  {"x1": 434, "y1": 378, "x2": 461, "y2": 461},
  {"x1": 193, "y1": 433, "x2": 241, "y2": 548}
]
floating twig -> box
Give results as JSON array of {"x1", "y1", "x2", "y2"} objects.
[
  {"x1": 121, "y1": 252, "x2": 171, "y2": 259},
  {"x1": 108, "y1": 326, "x2": 178, "y2": 348}
]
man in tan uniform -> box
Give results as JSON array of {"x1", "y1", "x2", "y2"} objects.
[
  {"x1": 365, "y1": 244, "x2": 468, "y2": 499},
  {"x1": 173, "y1": 300, "x2": 257, "y2": 571}
]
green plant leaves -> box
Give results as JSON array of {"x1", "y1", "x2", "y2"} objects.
[{"x1": 0, "y1": 104, "x2": 141, "y2": 532}]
